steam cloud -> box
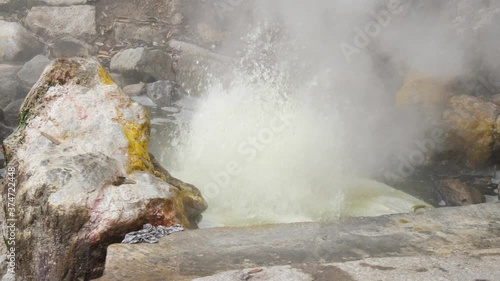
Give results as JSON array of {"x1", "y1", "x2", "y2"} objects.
[{"x1": 159, "y1": 0, "x2": 494, "y2": 226}]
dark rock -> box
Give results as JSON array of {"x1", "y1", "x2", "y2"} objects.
[
  {"x1": 146, "y1": 80, "x2": 185, "y2": 106},
  {"x1": 3, "y1": 99, "x2": 23, "y2": 127},
  {"x1": 0, "y1": 64, "x2": 22, "y2": 108},
  {"x1": 49, "y1": 36, "x2": 96, "y2": 58},
  {"x1": 110, "y1": 73, "x2": 127, "y2": 88},
  {"x1": 0, "y1": 21, "x2": 43, "y2": 63},
  {"x1": 17, "y1": 55, "x2": 51, "y2": 92},
  {"x1": 437, "y1": 179, "x2": 485, "y2": 206},
  {"x1": 110, "y1": 47, "x2": 175, "y2": 83}
]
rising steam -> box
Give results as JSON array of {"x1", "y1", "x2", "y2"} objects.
[{"x1": 156, "y1": 0, "x2": 486, "y2": 226}]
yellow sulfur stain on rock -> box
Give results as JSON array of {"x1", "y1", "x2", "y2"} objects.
[
  {"x1": 98, "y1": 66, "x2": 114, "y2": 85},
  {"x1": 399, "y1": 218, "x2": 410, "y2": 224},
  {"x1": 170, "y1": 187, "x2": 205, "y2": 229},
  {"x1": 113, "y1": 86, "x2": 207, "y2": 229},
  {"x1": 115, "y1": 107, "x2": 154, "y2": 174},
  {"x1": 444, "y1": 95, "x2": 498, "y2": 167}
]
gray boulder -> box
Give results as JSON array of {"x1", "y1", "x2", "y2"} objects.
[
  {"x1": 146, "y1": 80, "x2": 185, "y2": 107},
  {"x1": 0, "y1": 21, "x2": 43, "y2": 63},
  {"x1": 49, "y1": 36, "x2": 96, "y2": 58},
  {"x1": 110, "y1": 47, "x2": 175, "y2": 83},
  {"x1": 110, "y1": 72, "x2": 127, "y2": 88},
  {"x1": 2, "y1": 99, "x2": 23, "y2": 127},
  {"x1": 0, "y1": 65, "x2": 22, "y2": 108},
  {"x1": 123, "y1": 82, "x2": 145, "y2": 97},
  {"x1": 17, "y1": 55, "x2": 51, "y2": 92},
  {"x1": 25, "y1": 5, "x2": 96, "y2": 39}
]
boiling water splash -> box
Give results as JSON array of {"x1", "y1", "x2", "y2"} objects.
[
  {"x1": 169, "y1": 79, "x2": 348, "y2": 226},
  {"x1": 158, "y1": 24, "x2": 430, "y2": 227}
]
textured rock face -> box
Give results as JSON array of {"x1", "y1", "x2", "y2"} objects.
[
  {"x1": 0, "y1": 58, "x2": 207, "y2": 280},
  {"x1": 25, "y1": 5, "x2": 96, "y2": 38},
  {"x1": 443, "y1": 95, "x2": 499, "y2": 167},
  {"x1": 437, "y1": 179, "x2": 485, "y2": 206},
  {"x1": 0, "y1": 21, "x2": 43, "y2": 63}
]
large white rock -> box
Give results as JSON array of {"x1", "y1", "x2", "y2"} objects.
[
  {"x1": 0, "y1": 58, "x2": 207, "y2": 280},
  {"x1": 25, "y1": 5, "x2": 96, "y2": 38},
  {"x1": 0, "y1": 21, "x2": 43, "y2": 63}
]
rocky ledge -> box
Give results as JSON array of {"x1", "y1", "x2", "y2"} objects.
[{"x1": 97, "y1": 203, "x2": 500, "y2": 280}]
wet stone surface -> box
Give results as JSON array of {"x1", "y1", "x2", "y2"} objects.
[{"x1": 97, "y1": 203, "x2": 500, "y2": 281}]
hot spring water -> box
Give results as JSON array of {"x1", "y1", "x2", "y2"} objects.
[{"x1": 149, "y1": 25, "x2": 431, "y2": 227}]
